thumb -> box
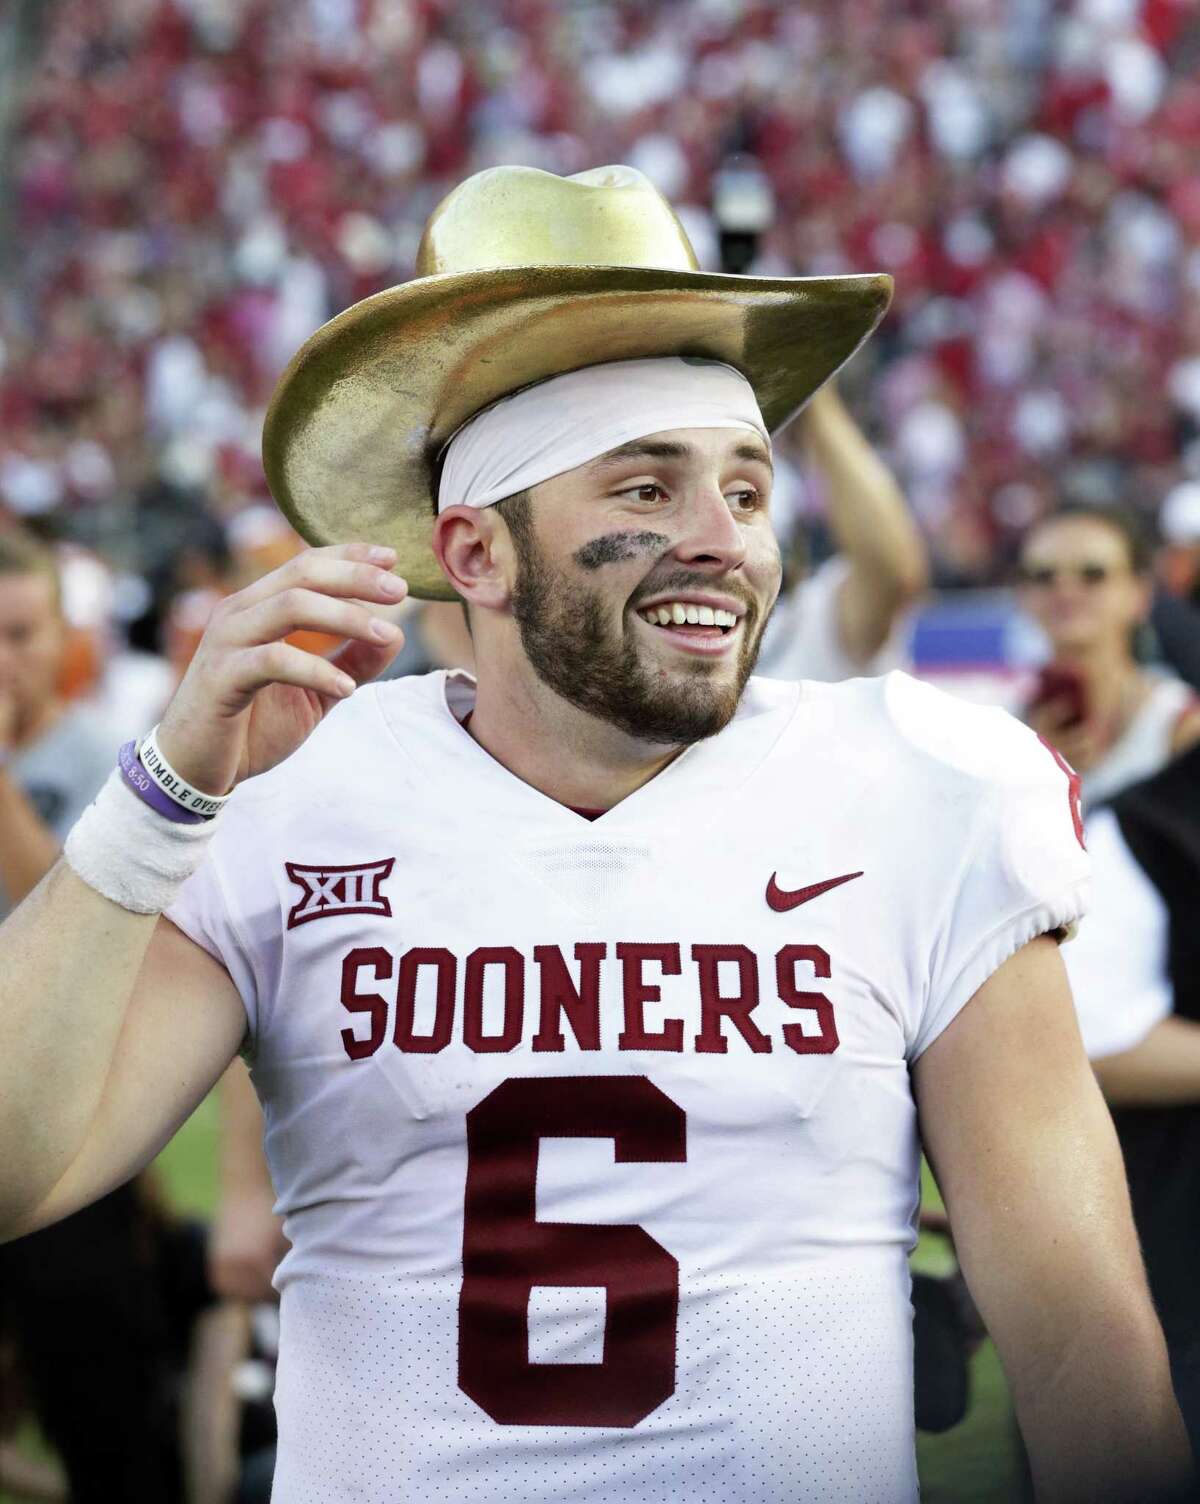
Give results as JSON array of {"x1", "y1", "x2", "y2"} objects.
[{"x1": 327, "y1": 629, "x2": 406, "y2": 688}]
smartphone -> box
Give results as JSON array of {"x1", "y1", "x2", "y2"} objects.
[{"x1": 1028, "y1": 665, "x2": 1089, "y2": 729}]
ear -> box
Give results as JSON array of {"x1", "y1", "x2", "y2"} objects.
[{"x1": 433, "y1": 505, "x2": 513, "y2": 611}]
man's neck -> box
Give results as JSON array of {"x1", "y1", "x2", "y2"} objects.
[{"x1": 466, "y1": 660, "x2": 684, "y2": 813}]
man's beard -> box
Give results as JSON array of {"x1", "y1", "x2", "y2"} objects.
[{"x1": 509, "y1": 534, "x2": 767, "y2": 746}]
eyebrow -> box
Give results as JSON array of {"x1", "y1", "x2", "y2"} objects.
[{"x1": 588, "y1": 439, "x2": 774, "y2": 474}]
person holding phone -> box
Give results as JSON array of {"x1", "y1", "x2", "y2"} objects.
[{"x1": 1018, "y1": 504, "x2": 1200, "y2": 809}]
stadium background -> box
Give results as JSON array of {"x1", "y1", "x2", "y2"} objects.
[{"x1": 2, "y1": 0, "x2": 1198, "y2": 1496}]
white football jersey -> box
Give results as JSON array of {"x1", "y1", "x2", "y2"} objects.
[{"x1": 167, "y1": 669, "x2": 1088, "y2": 1504}]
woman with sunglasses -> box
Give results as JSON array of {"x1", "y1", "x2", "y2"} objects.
[{"x1": 1018, "y1": 505, "x2": 1200, "y2": 810}]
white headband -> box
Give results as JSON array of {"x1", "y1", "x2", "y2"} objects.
[{"x1": 437, "y1": 357, "x2": 769, "y2": 512}]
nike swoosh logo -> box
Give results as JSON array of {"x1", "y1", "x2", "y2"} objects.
[{"x1": 766, "y1": 870, "x2": 864, "y2": 912}]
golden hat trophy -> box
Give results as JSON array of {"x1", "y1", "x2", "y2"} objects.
[{"x1": 263, "y1": 165, "x2": 892, "y2": 600}]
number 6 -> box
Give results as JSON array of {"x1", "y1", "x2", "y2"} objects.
[{"x1": 458, "y1": 1076, "x2": 688, "y2": 1427}]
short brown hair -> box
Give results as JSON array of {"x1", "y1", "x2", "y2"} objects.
[
  {"x1": 1027, "y1": 504, "x2": 1153, "y2": 575},
  {"x1": 494, "y1": 488, "x2": 532, "y2": 548},
  {"x1": 0, "y1": 527, "x2": 63, "y2": 613}
]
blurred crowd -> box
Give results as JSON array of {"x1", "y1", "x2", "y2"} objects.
[{"x1": 2, "y1": 0, "x2": 1200, "y2": 601}]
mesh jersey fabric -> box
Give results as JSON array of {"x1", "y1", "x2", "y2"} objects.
[{"x1": 166, "y1": 669, "x2": 1088, "y2": 1503}]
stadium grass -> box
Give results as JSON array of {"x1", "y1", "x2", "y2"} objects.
[{"x1": 1, "y1": 1105, "x2": 1021, "y2": 1503}]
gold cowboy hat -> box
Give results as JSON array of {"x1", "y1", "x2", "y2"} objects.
[{"x1": 262, "y1": 164, "x2": 892, "y2": 600}]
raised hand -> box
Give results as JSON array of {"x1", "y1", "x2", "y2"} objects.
[{"x1": 155, "y1": 543, "x2": 407, "y2": 796}]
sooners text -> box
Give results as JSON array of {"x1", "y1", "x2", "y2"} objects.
[{"x1": 338, "y1": 941, "x2": 839, "y2": 1060}]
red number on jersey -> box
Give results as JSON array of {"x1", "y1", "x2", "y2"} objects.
[{"x1": 458, "y1": 1075, "x2": 687, "y2": 1427}]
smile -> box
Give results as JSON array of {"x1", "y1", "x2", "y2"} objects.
[
  {"x1": 634, "y1": 599, "x2": 742, "y2": 656},
  {"x1": 638, "y1": 602, "x2": 738, "y2": 630}
]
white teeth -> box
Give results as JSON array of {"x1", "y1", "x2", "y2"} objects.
[{"x1": 641, "y1": 602, "x2": 741, "y2": 629}]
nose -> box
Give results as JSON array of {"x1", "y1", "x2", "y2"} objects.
[
  {"x1": 670, "y1": 485, "x2": 748, "y2": 574},
  {"x1": 1049, "y1": 577, "x2": 1089, "y2": 606}
]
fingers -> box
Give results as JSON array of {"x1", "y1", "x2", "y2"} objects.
[
  {"x1": 1028, "y1": 696, "x2": 1068, "y2": 733},
  {"x1": 158, "y1": 544, "x2": 410, "y2": 785},
  {"x1": 228, "y1": 586, "x2": 405, "y2": 652},
  {"x1": 328, "y1": 631, "x2": 406, "y2": 687},
  {"x1": 1056, "y1": 735, "x2": 1096, "y2": 771},
  {"x1": 232, "y1": 543, "x2": 406, "y2": 612},
  {"x1": 231, "y1": 640, "x2": 361, "y2": 702},
  {"x1": 1029, "y1": 698, "x2": 1086, "y2": 745}
]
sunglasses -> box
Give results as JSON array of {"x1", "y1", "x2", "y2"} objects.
[{"x1": 1020, "y1": 563, "x2": 1118, "y2": 588}]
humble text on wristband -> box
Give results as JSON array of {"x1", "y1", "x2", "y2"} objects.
[{"x1": 117, "y1": 741, "x2": 209, "y2": 824}]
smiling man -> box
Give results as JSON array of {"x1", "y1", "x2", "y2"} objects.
[
  {"x1": 0, "y1": 166, "x2": 1192, "y2": 1503},
  {"x1": 432, "y1": 360, "x2": 782, "y2": 799},
  {"x1": 501, "y1": 427, "x2": 772, "y2": 746}
]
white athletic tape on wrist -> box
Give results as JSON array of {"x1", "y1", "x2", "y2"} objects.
[
  {"x1": 64, "y1": 766, "x2": 219, "y2": 914},
  {"x1": 138, "y1": 724, "x2": 231, "y2": 818}
]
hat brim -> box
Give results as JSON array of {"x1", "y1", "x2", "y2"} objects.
[{"x1": 262, "y1": 265, "x2": 892, "y2": 600}]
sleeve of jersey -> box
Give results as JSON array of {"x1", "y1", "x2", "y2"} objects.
[
  {"x1": 164, "y1": 829, "x2": 261, "y2": 1048},
  {"x1": 910, "y1": 723, "x2": 1091, "y2": 1062},
  {"x1": 1059, "y1": 807, "x2": 1171, "y2": 1059}
]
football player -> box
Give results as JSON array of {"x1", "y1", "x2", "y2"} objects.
[{"x1": 0, "y1": 166, "x2": 1191, "y2": 1502}]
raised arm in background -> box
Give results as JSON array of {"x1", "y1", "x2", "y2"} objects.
[{"x1": 799, "y1": 382, "x2": 928, "y2": 663}]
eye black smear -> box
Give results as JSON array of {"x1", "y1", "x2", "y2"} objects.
[{"x1": 573, "y1": 532, "x2": 669, "y2": 570}]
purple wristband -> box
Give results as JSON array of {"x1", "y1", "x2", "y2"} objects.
[{"x1": 117, "y1": 740, "x2": 209, "y2": 825}]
